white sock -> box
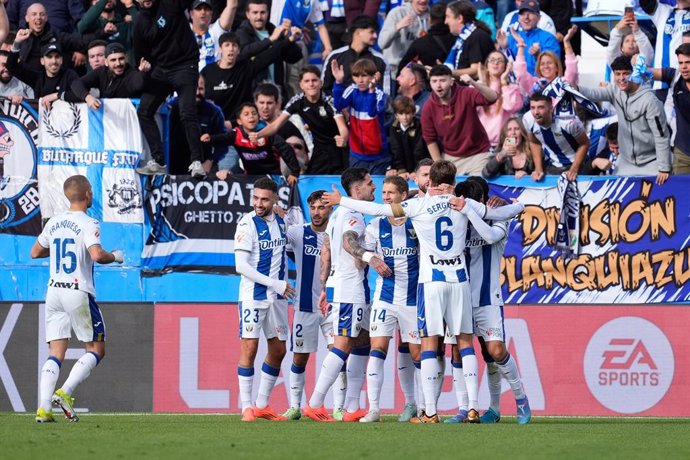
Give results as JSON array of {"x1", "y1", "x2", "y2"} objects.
[
  {"x1": 460, "y1": 347, "x2": 479, "y2": 411},
  {"x1": 436, "y1": 354, "x2": 446, "y2": 403},
  {"x1": 397, "y1": 346, "x2": 416, "y2": 406},
  {"x1": 289, "y1": 364, "x2": 306, "y2": 409},
  {"x1": 39, "y1": 357, "x2": 61, "y2": 411},
  {"x1": 345, "y1": 349, "x2": 368, "y2": 412},
  {"x1": 366, "y1": 350, "x2": 386, "y2": 412},
  {"x1": 497, "y1": 353, "x2": 526, "y2": 402},
  {"x1": 238, "y1": 367, "x2": 254, "y2": 411},
  {"x1": 61, "y1": 352, "x2": 99, "y2": 396},
  {"x1": 414, "y1": 363, "x2": 424, "y2": 411},
  {"x1": 421, "y1": 351, "x2": 439, "y2": 416},
  {"x1": 451, "y1": 360, "x2": 468, "y2": 412},
  {"x1": 255, "y1": 363, "x2": 280, "y2": 409},
  {"x1": 486, "y1": 361, "x2": 502, "y2": 412},
  {"x1": 332, "y1": 365, "x2": 347, "y2": 410},
  {"x1": 309, "y1": 348, "x2": 347, "y2": 408}
]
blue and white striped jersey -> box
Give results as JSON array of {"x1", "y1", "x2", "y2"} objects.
[
  {"x1": 365, "y1": 217, "x2": 419, "y2": 306},
  {"x1": 325, "y1": 206, "x2": 370, "y2": 304},
  {"x1": 523, "y1": 111, "x2": 586, "y2": 168},
  {"x1": 651, "y1": 4, "x2": 690, "y2": 90},
  {"x1": 234, "y1": 211, "x2": 288, "y2": 302},
  {"x1": 465, "y1": 219, "x2": 509, "y2": 308},
  {"x1": 193, "y1": 21, "x2": 227, "y2": 72},
  {"x1": 287, "y1": 224, "x2": 324, "y2": 313}
]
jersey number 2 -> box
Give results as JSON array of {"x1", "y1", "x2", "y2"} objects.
[{"x1": 52, "y1": 238, "x2": 76, "y2": 274}]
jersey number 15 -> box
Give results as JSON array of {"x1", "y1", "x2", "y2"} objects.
[{"x1": 52, "y1": 238, "x2": 77, "y2": 274}]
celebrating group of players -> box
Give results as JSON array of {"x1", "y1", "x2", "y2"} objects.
[{"x1": 233, "y1": 159, "x2": 532, "y2": 424}]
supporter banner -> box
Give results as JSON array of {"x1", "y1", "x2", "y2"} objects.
[
  {"x1": 37, "y1": 99, "x2": 144, "y2": 223},
  {"x1": 490, "y1": 176, "x2": 690, "y2": 304},
  {"x1": 0, "y1": 99, "x2": 41, "y2": 236},
  {"x1": 151, "y1": 303, "x2": 690, "y2": 416},
  {"x1": 0, "y1": 302, "x2": 154, "y2": 412},
  {"x1": 141, "y1": 175, "x2": 291, "y2": 275}
]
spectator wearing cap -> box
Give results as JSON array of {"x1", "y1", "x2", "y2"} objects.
[
  {"x1": 502, "y1": 0, "x2": 560, "y2": 76},
  {"x1": 71, "y1": 42, "x2": 149, "y2": 109},
  {"x1": 235, "y1": 0, "x2": 303, "y2": 99},
  {"x1": 12, "y1": 3, "x2": 95, "y2": 74},
  {"x1": 7, "y1": 0, "x2": 84, "y2": 34},
  {"x1": 0, "y1": 50, "x2": 35, "y2": 104},
  {"x1": 444, "y1": 1, "x2": 495, "y2": 80},
  {"x1": 499, "y1": 0, "x2": 557, "y2": 38},
  {"x1": 86, "y1": 39, "x2": 107, "y2": 70},
  {"x1": 190, "y1": 0, "x2": 237, "y2": 72},
  {"x1": 133, "y1": 0, "x2": 206, "y2": 178},
  {"x1": 398, "y1": 2, "x2": 455, "y2": 71},
  {"x1": 395, "y1": 62, "x2": 430, "y2": 115},
  {"x1": 378, "y1": 0, "x2": 429, "y2": 75},
  {"x1": 322, "y1": 15, "x2": 389, "y2": 94},
  {"x1": 202, "y1": 30, "x2": 298, "y2": 126},
  {"x1": 6, "y1": 39, "x2": 78, "y2": 108},
  {"x1": 78, "y1": 0, "x2": 139, "y2": 63}
]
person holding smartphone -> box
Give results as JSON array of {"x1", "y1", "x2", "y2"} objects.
[{"x1": 482, "y1": 116, "x2": 535, "y2": 179}]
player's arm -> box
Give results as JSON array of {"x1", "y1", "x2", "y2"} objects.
[
  {"x1": 235, "y1": 249, "x2": 295, "y2": 298},
  {"x1": 483, "y1": 201, "x2": 525, "y2": 221},
  {"x1": 320, "y1": 233, "x2": 331, "y2": 292},
  {"x1": 252, "y1": 112, "x2": 290, "y2": 141},
  {"x1": 322, "y1": 186, "x2": 402, "y2": 217},
  {"x1": 88, "y1": 244, "x2": 123, "y2": 264},
  {"x1": 461, "y1": 201, "x2": 509, "y2": 244},
  {"x1": 343, "y1": 230, "x2": 392, "y2": 277},
  {"x1": 30, "y1": 240, "x2": 50, "y2": 258}
]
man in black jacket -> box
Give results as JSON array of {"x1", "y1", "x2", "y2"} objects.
[
  {"x1": 71, "y1": 43, "x2": 148, "y2": 109},
  {"x1": 397, "y1": 2, "x2": 455, "y2": 71},
  {"x1": 7, "y1": 38, "x2": 78, "y2": 108},
  {"x1": 235, "y1": 0, "x2": 302, "y2": 99},
  {"x1": 133, "y1": 0, "x2": 205, "y2": 178}
]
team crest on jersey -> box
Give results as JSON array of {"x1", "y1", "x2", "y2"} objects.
[
  {"x1": 408, "y1": 331, "x2": 418, "y2": 340},
  {"x1": 295, "y1": 339, "x2": 304, "y2": 347},
  {"x1": 407, "y1": 228, "x2": 417, "y2": 239},
  {"x1": 245, "y1": 325, "x2": 254, "y2": 332},
  {"x1": 157, "y1": 16, "x2": 166, "y2": 28},
  {"x1": 0, "y1": 100, "x2": 41, "y2": 235},
  {"x1": 279, "y1": 223, "x2": 286, "y2": 234},
  {"x1": 275, "y1": 326, "x2": 287, "y2": 335},
  {"x1": 370, "y1": 325, "x2": 377, "y2": 331},
  {"x1": 106, "y1": 178, "x2": 142, "y2": 215}
]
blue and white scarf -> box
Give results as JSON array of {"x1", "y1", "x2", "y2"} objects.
[
  {"x1": 555, "y1": 172, "x2": 580, "y2": 260},
  {"x1": 628, "y1": 54, "x2": 654, "y2": 84},
  {"x1": 444, "y1": 22, "x2": 477, "y2": 70},
  {"x1": 542, "y1": 77, "x2": 604, "y2": 119}
]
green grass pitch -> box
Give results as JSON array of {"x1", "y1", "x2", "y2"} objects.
[{"x1": 2, "y1": 413, "x2": 690, "y2": 459}]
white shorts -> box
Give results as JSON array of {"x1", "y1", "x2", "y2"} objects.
[
  {"x1": 45, "y1": 287, "x2": 106, "y2": 343},
  {"x1": 291, "y1": 309, "x2": 335, "y2": 353},
  {"x1": 238, "y1": 299, "x2": 288, "y2": 341},
  {"x1": 369, "y1": 300, "x2": 420, "y2": 344},
  {"x1": 418, "y1": 281, "x2": 472, "y2": 338},
  {"x1": 473, "y1": 305, "x2": 505, "y2": 342},
  {"x1": 332, "y1": 302, "x2": 370, "y2": 338}
]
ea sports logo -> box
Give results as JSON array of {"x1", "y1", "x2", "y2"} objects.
[{"x1": 584, "y1": 317, "x2": 674, "y2": 414}]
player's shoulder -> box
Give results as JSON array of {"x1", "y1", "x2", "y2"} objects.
[{"x1": 236, "y1": 212, "x2": 257, "y2": 231}]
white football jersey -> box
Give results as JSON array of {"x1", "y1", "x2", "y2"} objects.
[
  {"x1": 325, "y1": 206, "x2": 369, "y2": 304},
  {"x1": 465, "y1": 219, "x2": 509, "y2": 308},
  {"x1": 365, "y1": 217, "x2": 419, "y2": 306},
  {"x1": 234, "y1": 211, "x2": 288, "y2": 302},
  {"x1": 287, "y1": 223, "x2": 324, "y2": 313},
  {"x1": 523, "y1": 111, "x2": 586, "y2": 168},
  {"x1": 398, "y1": 194, "x2": 471, "y2": 283},
  {"x1": 37, "y1": 211, "x2": 101, "y2": 297}
]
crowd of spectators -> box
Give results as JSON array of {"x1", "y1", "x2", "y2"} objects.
[{"x1": 0, "y1": 0, "x2": 688, "y2": 184}]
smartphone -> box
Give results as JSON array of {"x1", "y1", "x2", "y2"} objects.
[
  {"x1": 505, "y1": 137, "x2": 518, "y2": 146},
  {"x1": 624, "y1": 6, "x2": 634, "y2": 21}
]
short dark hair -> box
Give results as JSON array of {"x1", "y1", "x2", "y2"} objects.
[
  {"x1": 529, "y1": 92, "x2": 552, "y2": 104},
  {"x1": 219, "y1": 32, "x2": 240, "y2": 47},
  {"x1": 300, "y1": 65, "x2": 321, "y2": 80},
  {"x1": 341, "y1": 167, "x2": 370, "y2": 196},
  {"x1": 350, "y1": 15, "x2": 378, "y2": 33},
  {"x1": 246, "y1": 0, "x2": 269, "y2": 10},
  {"x1": 254, "y1": 83, "x2": 280, "y2": 102},
  {"x1": 383, "y1": 175, "x2": 409, "y2": 194},
  {"x1": 0, "y1": 50, "x2": 9, "y2": 58},
  {"x1": 307, "y1": 190, "x2": 326, "y2": 204},
  {"x1": 392, "y1": 95, "x2": 416, "y2": 114},
  {"x1": 88, "y1": 39, "x2": 108, "y2": 51},
  {"x1": 254, "y1": 176, "x2": 278, "y2": 193},
  {"x1": 606, "y1": 122, "x2": 618, "y2": 142},
  {"x1": 454, "y1": 181, "x2": 483, "y2": 201},
  {"x1": 236, "y1": 102, "x2": 258, "y2": 119},
  {"x1": 406, "y1": 62, "x2": 428, "y2": 89},
  {"x1": 610, "y1": 55, "x2": 633, "y2": 72},
  {"x1": 429, "y1": 2, "x2": 447, "y2": 24},
  {"x1": 415, "y1": 158, "x2": 433, "y2": 172},
  {"x1": 676, "y1": 43, "x2": 690, "y2": 57},
  {"x1": 351, "y1": 58, "x2": 377, "y2": 77},
  {"x1": 466, "y1": 176, "x2": 489, "y2": 202},
  {"x1": 429, "y1": 64, "x2": 452, "y2": 78},
  {"x1": 429, "y1": 160, "x2": 456, "y2": 186}
]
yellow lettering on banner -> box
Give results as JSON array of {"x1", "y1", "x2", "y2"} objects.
[
  {"x1": 593, "y1": 252, "x2": 619, "y2": 291},
  {"x1": 541, "y1": 257, "x2": 567, "y2": 290},
  {"x1": 652, "y1": 250, "x2": 674, "y2": 288},
  {"x1": 674, "y1": 249, "x2": 690, "y2": 286},
  {"x1": 630, "y1": 251, "x2": 654, "y2": 290}
]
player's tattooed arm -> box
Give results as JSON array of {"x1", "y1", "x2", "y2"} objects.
[
  {"x1": 320, "y1": 233, "x2": 331, "y2": 291},
  {"x1": 343, "y1": 231, "x2": 393, "y2": 277}
]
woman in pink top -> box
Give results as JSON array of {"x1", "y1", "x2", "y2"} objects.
[
  {"x1": 509, "y1": 25, "x2": 579, "y2": 95},
  {"x1": 476, "y1": 50, "x2": 523, "y2": 148}
]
